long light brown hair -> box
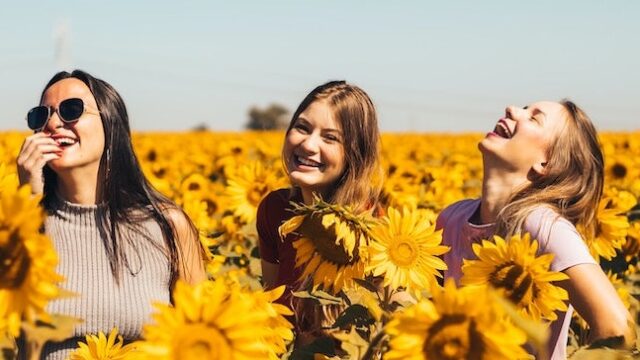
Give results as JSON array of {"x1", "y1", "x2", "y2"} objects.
[
  {"x1": 284, "y1": 81, "x2": 383, "y2": 345},
  {"x1": 283, "y1": 80, "x2": 383, "y2": 212},
  {"x1": 495, "y1": 100, "x2": 604, "y2": 239}
]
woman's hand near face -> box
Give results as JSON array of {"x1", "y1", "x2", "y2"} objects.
[{"x1": 16, "y1": 133, "x2": 61, "y2": 194}]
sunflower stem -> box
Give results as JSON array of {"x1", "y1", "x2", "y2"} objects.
[
  {"x1": 25, "y1": 337, "x2": 42, "y2": 360},
  {"x1": 361, "y1": 329, "x2": 387, "y2": 360}
]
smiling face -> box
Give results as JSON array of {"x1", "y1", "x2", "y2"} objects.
[
  {"x1": 40, "y1": 78, "x2": 105, "y2": 175},
  {"x1": 283, "y1": 99, "x2": 346, "y2": 198},
  {"x1": 479, "y1": 101, "x2": 569, "y2": 175}
]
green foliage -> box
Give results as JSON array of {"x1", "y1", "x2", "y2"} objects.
[{"x1": 246, "y1": 103, "x2": 290, "y2": 130}]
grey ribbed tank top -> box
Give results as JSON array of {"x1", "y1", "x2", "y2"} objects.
[{"x1": 38, "y1": 198, "x2": 171, "y2": 360}]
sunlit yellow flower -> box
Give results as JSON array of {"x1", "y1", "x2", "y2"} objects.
[
  {"x1": 623, "y1": 221, "x2": 640, "y2": 260},
  {"x1": 367, "y1": 207, "x2": 448, "y2": 298},
  {"x1": 582, "y1": 192, "x2": 635, "y2": 260},
  {"x1": 280, "y1": 198, "x2": 376, "y2": 293},
  {"x1": 384, "y1": 279, "x2": 528, "y2": 360},
  {"x1": 215, "y1": 139, "x2": 250, "y2": 176},
  {"x1": 133, "y1": 279, "x2": 292, "y2": 360},
  {"x1": 225, "y1": 161, "x2": 286, "y2": 223},
  {"x1": 607, "y1": 272, "x2": 631, "y2": 310},
  {"x1": 179, "y1": 173, "x2": 211, "y2": 197},
  {"x1": 0, "y1": 173, "x2": 63, "y2": 337},
  {"x1": 0, "y1": 163, "x2": 19, "y2": 190},
  {"x1": 461, "y1": 233, "x2": 568, "y2": 321},
  {"x1": 606, "y1": 154, "x2": 633, "y2": 183},
  {"x1": 69, "y1": 328, "x2": 135, "y2": 360},
  {"x1": 252, "y1": 283, "x2": 295, "y2": 355}
]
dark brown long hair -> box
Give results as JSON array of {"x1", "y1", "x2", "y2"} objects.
[
  {"x1": 284, "y1": 80, "x2": 383, "y2": 212},
  {"x1": 40, "y1": 70, "x2": 202, "y2": 285}
]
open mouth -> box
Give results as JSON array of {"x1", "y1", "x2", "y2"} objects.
[
  {"x1": 493, "y1": 120, "x2": 513, "y2": 139},
  {"x1": 293, "y1": 155, "x2": 323, "y2": 169},
  {"x1": 53, "y1": 137, "x2": 78, "y2": 148}
]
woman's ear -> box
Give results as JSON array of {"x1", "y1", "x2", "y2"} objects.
[{"x1": 532, "y1": 161, "x2": 548, "y2": 176}]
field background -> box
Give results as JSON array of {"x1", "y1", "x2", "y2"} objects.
[{"x1": 2, "y1": 130, "x2": 640, "y2": 358}]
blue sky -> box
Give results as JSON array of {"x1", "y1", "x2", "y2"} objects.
[{"x1": 1, "y1": 0, "x2": 638, "y2": 132}]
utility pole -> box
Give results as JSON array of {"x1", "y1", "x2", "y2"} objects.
[{"x1": 53, "y1": 20, "x2": 71, "y2": 70}]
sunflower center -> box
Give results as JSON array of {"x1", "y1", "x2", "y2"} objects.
[
  {"x1": 174, "y1": 324, "x2": 231, "y2": 360},
  {"x1": 423, "y1": 314, "x2": 483, "y2": 360},
  {"x1": 0, "y1": 229, "x2": 31, "y2": 289},
  {"x1": 188, "y1": 182, "x2": 201, "y2": 191},
  {"x1": 248, "y1": 183, "x2": 268, "y2": 206},
  {"x1": 146, "y1": 149, "x2": 157, "y2": 162},
  {"x1": 388, "y1": 237, "x2": 418, "y2": 267},
  {"x1": 611, "y1": 163, "x2": 627, "y2": 179},
  {"x1": 299, "y1": 215, "x2": 355, "y2": 265},
  {"x1": 154, "y1": 167, "x2": 167, "y2": 178},
  {"x1": 204, "y1": 199, "x2": 218, "y2": 216},
  {"x1": 489, "y1": 261, "x2": 534, "y2": 305}
]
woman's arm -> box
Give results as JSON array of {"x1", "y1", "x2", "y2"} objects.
[
  {"x1": 560, "y1": 264, "x2": 635, "y2": 348},
  {"x1": 524, "y1": 208, "x2": 636, "y2": 348},
  {"x1": 256, "y1": 191, "x2": 284, "y2": 289},
  {"x1": 167, "y1": 208, "x2": 207, "y2": 285}
]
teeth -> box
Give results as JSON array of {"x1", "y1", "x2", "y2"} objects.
[
  {"x1": 56, "y1": 138, "x2": 77, "y2": 145},
  {"x1": 296, "y1": 156, "x2": 321, "y2": 167},
  {"x1": 494, "y1": 124, "x2": 511, "y2": 139}
]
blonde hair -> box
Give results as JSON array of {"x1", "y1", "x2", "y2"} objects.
[
  {"x1": 284, "y1": 81, "x2": 383, "y2": 212},
  {"x1": 495, "y1": 100, "x2": 604, "y2": 239}
]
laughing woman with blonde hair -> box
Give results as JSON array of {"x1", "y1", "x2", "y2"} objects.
[{"x1": 436, "y1": 100, "x2": 635, "y2": 359}]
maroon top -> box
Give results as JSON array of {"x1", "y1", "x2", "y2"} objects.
[{"x1": 257, "y1": 188, "x2": 303, "y2": 304}]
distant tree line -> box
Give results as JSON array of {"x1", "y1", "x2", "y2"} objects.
[{"x1": 245, "y1": 103, "x2": 290, "y2": 130}]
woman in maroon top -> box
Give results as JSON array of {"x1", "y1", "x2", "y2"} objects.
[{"x1": 257, "y1": 80, "x2": 383, "y2": 305}]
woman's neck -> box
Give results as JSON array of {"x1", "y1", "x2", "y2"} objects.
[
  {"x1": 301, "y1": 188, "x2": 315, "y2": 205},
  {"x1": 479, "y1": 166, "x2": 530, "y2": 225},
  {"x1": 300, "y1": 187, "x2": 330, "y2": 206},
  {"x1": 55, "y1": 168, "x2": 101, "y2": 205}
]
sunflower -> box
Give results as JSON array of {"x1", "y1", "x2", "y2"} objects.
[
  {"x1": 179, "y1": 173, "x2": 211, "y2": 197},
  {"x1": 461, "y1": 233, "x2": 568, "y2": 321},
  {"x1": 0, "y1": 176, "x2": 64, "y2": 337},
  {"x1": 280, "y1": 197, "x2": 377, "y2": 293},
  {"x1": 133, "y1": 279, "x2": 293, "y2": 360},
  {"x1": 367, "y1": 207, "x2": 448, "y2": 298},
  {"x1": 225, "y1": 161, "x2": 287, "y2": 223},
  {"x1": 69, "y1": 328, "x2": 135, "y2": 360},
  {"x1": 384, "y1": 279, "x2": 528, "y2": 360},
  {"x1": 382, "y1": 172, "x2": 421, "y2": 208},
  {"x1": 606, "y1": 154, "x2": 632, "y2": 182},
  {"x1": 0, "y1": 163, "x2": 18, "y2": 190},
  {"x1": 215, "y1": 139, "x2": 250, "y2": 176},
  {"x1": 623, "y1": 221, "x2": 640, "y2": 260},
  {"x1": 582, "y1": 191, "x2": 635, "y2": 261}
]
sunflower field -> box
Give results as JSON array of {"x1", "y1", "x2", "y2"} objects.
[{"x1": 1, "y1": 130, "x2": 640, "y2": 359}]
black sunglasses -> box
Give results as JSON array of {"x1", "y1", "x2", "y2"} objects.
[{"x1": 26, "y1": 98, "x2": 99, "y2": 131}]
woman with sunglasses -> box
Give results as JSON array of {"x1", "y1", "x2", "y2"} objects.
[{"x1": 16, "y1": 70, "x2": 206, "y2": 359}]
